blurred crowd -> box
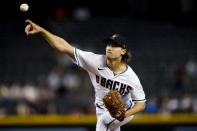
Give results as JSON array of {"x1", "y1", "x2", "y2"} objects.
[
  {"x1": 1, "y1": 0, "x2": 197, "y2": 118},
  {"x1": 145, "y1": 56, "x2": 197, "y2": 114},
  {"x1": 0, "y1": 54, "x2": 96, "y2": 116},
  {"x1": 0, "y1": 55, "x2": 197, "y2": 116}
]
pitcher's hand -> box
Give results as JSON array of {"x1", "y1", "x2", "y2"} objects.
[{"x1": 25, "y1": 19, "x2": 43, "y2": 35}]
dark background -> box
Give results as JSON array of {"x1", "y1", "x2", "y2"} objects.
[
  {"x1": 0, "y1": 0, "x2": 197, "y2": 130},
  {"x1": 1, "y1": 0, "x2": 197, "y2": 23}
]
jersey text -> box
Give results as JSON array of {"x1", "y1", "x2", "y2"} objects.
[{"x1": 95, "y1": 75, "x2": 132, "y2": 95}]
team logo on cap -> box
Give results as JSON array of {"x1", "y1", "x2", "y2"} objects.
[{"x1": 111, "y1": 34, "x2": 119, "y2": 39}]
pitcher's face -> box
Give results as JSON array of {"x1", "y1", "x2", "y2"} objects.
[{"x1": 106, "y1": 43, "x2": 126, "y2": 60}]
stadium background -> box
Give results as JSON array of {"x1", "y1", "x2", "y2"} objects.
[{"x1": 0, "y1": 0, "x2": 197, "y2": 131}]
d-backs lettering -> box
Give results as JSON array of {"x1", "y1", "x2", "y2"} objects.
[{"x1": 95, "y1": 75, "x2": 132, "y2": 95}]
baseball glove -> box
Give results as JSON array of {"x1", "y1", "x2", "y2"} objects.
[{"x1": 103, "y1": 90, "x2": 125, "y2": 121}]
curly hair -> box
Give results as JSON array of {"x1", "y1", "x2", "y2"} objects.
[{"x1": 121, "y1": 51, "x2": 132, "y2": 63}]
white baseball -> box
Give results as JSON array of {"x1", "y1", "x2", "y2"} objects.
[{"x1": 20, "y1": 3, "x2": 29, "y2": 12}]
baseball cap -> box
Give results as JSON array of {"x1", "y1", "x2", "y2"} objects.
[{"x1": 103, "y1": 34, "x2": 127, "y2": 49}]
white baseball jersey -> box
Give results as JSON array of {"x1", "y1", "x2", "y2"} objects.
[{"x1": 73, "y1": 48, "x2": 146, "y2": 110}]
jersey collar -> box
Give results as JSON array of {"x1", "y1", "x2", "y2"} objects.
[{"x1": 107, "y1": 64, "x2": 128, "y2": 76}]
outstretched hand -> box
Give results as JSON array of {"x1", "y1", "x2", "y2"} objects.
[{"x1": 25, "y1": 19, "x2": 43, "y2": 35}]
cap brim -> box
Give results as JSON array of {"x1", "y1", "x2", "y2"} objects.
[{"x1": 103, "y1": 38, "x2": 121, "y2": 47}]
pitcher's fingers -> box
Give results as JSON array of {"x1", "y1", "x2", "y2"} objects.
[
  {"x1": 25, "y1": 19, "x2": 35, "y2": 26},
  {"x1": 25, "y1": 25, "x2": 31, "y2": 35},
  {"x1": 25, "y1": 19, "x2": 32, "y2": 23},
  {"x1": 25, "y1": 25, "x2": 31, "y2": 32},
  {"x1": 28, "y1": 30, "x2": 38, "y2": 35}
]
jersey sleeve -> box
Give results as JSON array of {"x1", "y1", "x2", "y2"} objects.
[
  {"x1": 130, "y1": 83, "x2": 146, "y2": 103},
  {"x1": 73, "y1": 48, "x2": 100, "y2": 72}
]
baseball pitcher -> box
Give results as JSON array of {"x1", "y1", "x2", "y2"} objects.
[{"x1": 25, "y1": 19, "x2": 146, "y2": 131}]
